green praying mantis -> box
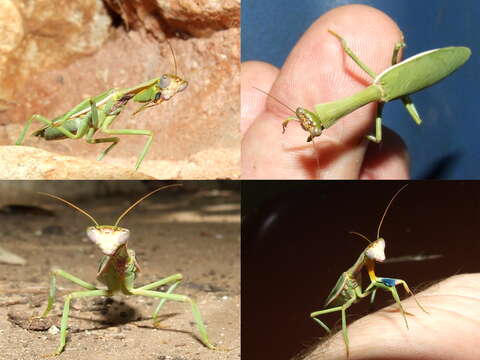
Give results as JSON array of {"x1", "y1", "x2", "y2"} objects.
[
  {"x1": 15, "y1": 43, "x2": 187, "y2": 171},
  {"x1": 34, "y1": 185, "x2": 216, "y2": 355},
  {"x1": 310, "y1": 184, "x2": 427, "y2": 358},
  {"x1": 260, "y1": 30, "x2": 471, "y2": 143}
]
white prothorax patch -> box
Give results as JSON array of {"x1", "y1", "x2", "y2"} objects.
[
  {"x1": 365, "y1": 238, "x2": 386, "y2": 262},
  {"x1": 86, "y1": 226, "x2": 130, "y2": 256}
]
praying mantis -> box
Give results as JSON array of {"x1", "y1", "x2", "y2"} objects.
[
  {"x1": 15, "y1": 43, "x2": 187, "y2": 171},
  {"x1": 34, "y1": 185, "x2": 216, "y2": 355},
  {"x1": 261, "y1": 30, "x2": 471, "y2": 143},
  {"x1": 310, "y1": 184, "x2": 427, "y2": 357}
]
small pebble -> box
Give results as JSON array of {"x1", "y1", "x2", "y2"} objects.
[{"x1": 48, "y1": 325, "x2": 59, "y2": 335}]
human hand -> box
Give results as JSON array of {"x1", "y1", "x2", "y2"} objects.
[{"x1": 305, "y1": 274, "x2": 480, "y2": 360}]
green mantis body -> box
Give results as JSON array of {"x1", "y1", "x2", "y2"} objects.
[
  {"x1": 15, "y1": 47, "x2": 187, "y2": 171},
  {"x1": 278, "y1": 30, "x2": 471, "y2": 143},
  {"x1": 36, "y1": 185, "x2": 216, "y2": 355},
  {"x1": 310, "y1": 185, "x2": 427, "y2": 357}
]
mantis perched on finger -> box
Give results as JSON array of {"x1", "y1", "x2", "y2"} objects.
[
  {"x1": 35, "y1": 185, "x2": 216, "y2": 355},
  {"x1": 15, "y1": 42, "x2": 187, "y2": 171},
  {"x1": 259, "y1": 30, "x2": 471, "y2": 143},
  {"x1": 310, "y1": 184, "x2": 427, "y2": 358}
]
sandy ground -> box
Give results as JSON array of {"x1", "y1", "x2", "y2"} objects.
[{"x1": 0, "y1": 187, "x2": 240, "y2": 360}]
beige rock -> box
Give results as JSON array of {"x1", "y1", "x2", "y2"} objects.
[
  {"x1": 0, "y1": 0, "x2": 111, "y2": 101},
  {"x1": 0, "y1": 146, "x2": 154, "y2": 179}
]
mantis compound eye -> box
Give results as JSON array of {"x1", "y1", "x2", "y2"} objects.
[
  {"x1": 159, "y1": 75, "x2": 171, "y2": 89},
  {"x1": 154, "y1": 92, "x2": 162, "y2": 101}
]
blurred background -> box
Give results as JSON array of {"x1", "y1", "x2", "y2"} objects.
[
  {"x1": 242, "y1": 0, "x2": 480, "y2": 179},
  {"x1": 242, "y1": 181, "x2": 480, "y2": 360}
]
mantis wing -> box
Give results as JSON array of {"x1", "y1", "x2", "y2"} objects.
[{"x1": 376, "y1": 46, "x2": 471, "y2": 101}]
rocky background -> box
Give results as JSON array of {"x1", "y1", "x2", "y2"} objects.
[{"x1": 0, "y1": 0, "x2": 240, "y2": 179}]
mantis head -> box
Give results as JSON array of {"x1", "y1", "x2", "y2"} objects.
[
  {"x1": 86, "y1": 226, "x2": 130, "y2": 256},
  {"x1": 365, "y1": 238, "x2": 386, "y2": 262},
  {"x1": 295, "y1": 107, "x2": 324, "y2": 142},
  {"x1": 155, "y1": 74, "x2": 188, "y2": 101},
  {"x1": 350, "y1": 184, "x2": 409, "y2": 264},
  {"x1": 156, "y1": 40, "x2": 188, "y2": 101},
  {"x1": 133, "y1": 41, "x2": 188, "y2": 115},
  {"x1": 252, "y1": 87, "x2": 324, "y2": 142},
  {"x1": 39, "y1": 184, "x2": 181, "y2": 256}
]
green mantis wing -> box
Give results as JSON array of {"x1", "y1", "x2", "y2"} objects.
[
  {"x1": 377, "y1": 47, "x2": 471, "y2": 101},
  {"x1": 324, "y1": 272, "x2": 348, "y2": 307}
]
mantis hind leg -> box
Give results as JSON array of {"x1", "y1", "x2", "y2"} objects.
[
  {"x1": 311, "y1": 297, "x2": 356, "y2": 358},
  {"x1": 100, "y1": 117, "x2": 153, "y2": 170},
  {"x1": 130, "y1": 288, "x2": 216, "y2": 349},
  {"x1": 134, "y1": 273, "x2": 183, "y2": 324},
  {"x1": 328, "y1": 29, "x2": 377, "y2": 79},
  {"x1": 374, "y1": 277, "x2": 427, "y2": 329},
  {"x1": 84, "y1": 100, "x2": 120, "y2": 161},
  {"x1": 366, "y1": 102, "x2": 384, "y2": 143},
  {"x1": 53, "y1": 289, "x2": 108, "y2": 355},
  {"x1": 15, "y1": 114, "x2": 50, "y2": 145},
  {"x1": 39, "y1": 268, "x2": 98, "y2": 318},
  {"x1": 390, "y1": 39, "x2": 424, "y2": 126}
]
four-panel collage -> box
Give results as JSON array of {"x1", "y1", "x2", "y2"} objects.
[{"x1": 0, "y1": 1, "x2": 479, "y2": 360}]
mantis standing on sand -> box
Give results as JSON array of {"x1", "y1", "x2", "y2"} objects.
[
  {"x1": 15, "y1": 43, "x2": 187, "y2": 171},
  {"x1": 310, "y1": 184, "x2": 427, "y2": 357},
  {"x1": 259, "y1": 30, "x2": 471, "y2": 143},
  {"x1": 35, "y1": 185, "x2": 216, "y2": 355}
]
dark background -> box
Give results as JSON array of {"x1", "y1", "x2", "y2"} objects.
[
  {"x1": 242, "y1": 181, "x2": 480, "y2": 360},
  {"x1": 242, "y1": 0, "x2": 480, "y2": 179}
]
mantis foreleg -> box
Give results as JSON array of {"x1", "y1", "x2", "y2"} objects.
[{"x1": 131, "y1": 288, "x2": 216, "y2": 349}]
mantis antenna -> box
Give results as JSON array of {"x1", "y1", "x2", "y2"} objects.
[
  {"x1": 253, "y1": 87, "x2": 297, "y2": 114},
  {"x1": 166, "y1": 39, "x2": 178, "y2": 76},
  {"x1": 349, "y1": 231, "x2": 371, "y2": 244},
  {"x1": 376, "y1": 183, "x2": 409, "y2": 239},
  {"x1": 349, "y1": 183, "x2": 409, "y2": 244},
  {"x1": 38, "y1": 192, "x2": 100, "y2": 227},
  {"x1": 114, "y1": 183, "x2": 182, "y2": 227}
]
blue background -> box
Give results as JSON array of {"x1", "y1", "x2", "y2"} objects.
[{"x1": 242, "y1": 0, "x2": 480, "y2": 179}]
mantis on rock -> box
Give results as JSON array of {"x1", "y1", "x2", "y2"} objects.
[
  {"x1": 310, "y1": 184, "x2": 427, "y2": 357},
  {"x1": 15, "y1": 42, "x2": 187, "y2": 171},
  {"x1": 35, "y1": 185, "x2": 216, "y2": 355},
  {"x1": 259, "y1": 30, "x2": 471, "y2": 144}
]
